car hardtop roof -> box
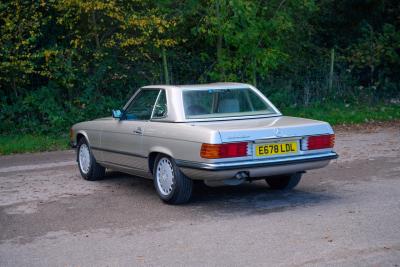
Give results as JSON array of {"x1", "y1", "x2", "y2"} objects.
[{"x1": 141, "y1": 82, "x2": 252, "y2": 91}]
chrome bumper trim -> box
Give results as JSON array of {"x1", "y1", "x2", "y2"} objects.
[{"x1": 176, "y1": 152, "x2": 338, "y2": 171}]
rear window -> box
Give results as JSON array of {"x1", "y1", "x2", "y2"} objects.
[{"x1": 183, "y1": 88, "x2": 277, "y2": 119}]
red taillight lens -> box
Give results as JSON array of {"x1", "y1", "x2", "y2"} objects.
[
  {"x1": 304, "y1": 134, "x2": 335, "y2": 150},
  {"x1": 201, "y1": 142, "x2": 248, "y2": 159}
]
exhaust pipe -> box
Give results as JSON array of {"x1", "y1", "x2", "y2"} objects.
[
  {"x1": 234, "y1": 171, "x2": 249, "y2": 180},
  {"x1": 204, "y1": 171, "x2": 250, "y2": 187},
  {"x1": 223, "y1": 171, "x2": 250, "y2": 186}
]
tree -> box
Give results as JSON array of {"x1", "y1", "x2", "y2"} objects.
[{"x1": 193, "y1": 0, "x2": 317, "y2": 85}]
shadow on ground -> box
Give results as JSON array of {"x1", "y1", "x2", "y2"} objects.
[
  {"x1": 101, "y1": 170, "x2": 337, "y2": 216},
  {"x1": 0, "y1": 169, "x2": 338, "y2": 243}
]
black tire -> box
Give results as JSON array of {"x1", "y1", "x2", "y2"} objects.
[
  {"x1": 153, "y1": 154, "x2": 193, "y2": 204},
  {"x1": 265, "y1": 173, "x2": 302, "y2": 190},
  {"x1": 77, "y1": 138, "x2": 105, "y2": 181}
]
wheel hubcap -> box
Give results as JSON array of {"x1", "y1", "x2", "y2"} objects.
[
  {"x1": 79, "y1": 144, "x2": 91, "y2": 174},
  {"x1": 156, "y1": 158, "x2": 174, "y2": 196}
]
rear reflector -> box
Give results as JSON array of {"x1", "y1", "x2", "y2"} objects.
[
  {"x1": 201, "y1": 142, "x2": 248, "y2": 159},
  {"x1": 302, "y1": 134, "x2": 335, "y2": 150}
]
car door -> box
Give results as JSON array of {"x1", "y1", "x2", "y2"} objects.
[{"x1": 99, "y1": 89, "x2": 161, "y2": 174}]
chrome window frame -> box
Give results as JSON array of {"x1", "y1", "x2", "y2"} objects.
[
  {"x1": 150, "y1": 89, "x2": 168, "y2": 120},
  {"x1": 122, "y1": 88, "x2": 162, "y2": 121}
]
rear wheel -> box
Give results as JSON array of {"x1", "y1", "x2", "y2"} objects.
[
  {"x1": 77, "y1": 138, "x2": 105, "y2": 181},
  {"x1": 265, "y1": 173, "x2": 302, "y2": 190},
  {"x1": 153, "y1": 154, "x2": 193, "y2": 204}
]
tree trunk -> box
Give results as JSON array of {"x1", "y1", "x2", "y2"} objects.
[
  {"x1": 162, "y1": 48, "x2": 170, "y2": 85},
  {"x1": 216, "y1": 1, "x2": 224, "y2": 80},
  {"x1": 91, "y1": 11, "x2": 100, "y2": 50},
  {"x1": 252, "y1": 58, "x2": 257, "y2": 86},
  {"x1": 328, "y1": 48, "x2": 335, "y2": 91},
  {"x1": 12, "y1": 76, "x2": 18, "y2": 98}
]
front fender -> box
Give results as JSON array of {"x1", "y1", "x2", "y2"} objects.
[{"x1": 72, "y1": 129, "x2": 90, "y2": 147}]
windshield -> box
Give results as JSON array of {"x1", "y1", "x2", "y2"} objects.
[{"x1": 183, "y1": 88, "x2": 278, "y2": 119}]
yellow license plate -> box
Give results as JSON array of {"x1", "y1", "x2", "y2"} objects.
[{"x1": 255, "y1": 142, "x2": 298, "y2": 157}]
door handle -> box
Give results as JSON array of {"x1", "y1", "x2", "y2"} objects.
[{"x1": 133, "y1": 127, "x2": 143, "y2": 135}]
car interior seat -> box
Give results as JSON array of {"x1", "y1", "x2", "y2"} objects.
[{"x1": 217, "y1": 99, "x2": 240, "y2": 113}]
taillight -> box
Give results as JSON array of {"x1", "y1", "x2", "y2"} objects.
[
  {"x1": 201, "y1": 142, "x2": 248, "y2": 159},
  {"x1": 302, "y1": 134, "x2": 335, "y2": 150}
]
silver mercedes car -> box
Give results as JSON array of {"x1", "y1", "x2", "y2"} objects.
[{"x1": 70, "y1": 83, "x2": 338, "y2": 204}]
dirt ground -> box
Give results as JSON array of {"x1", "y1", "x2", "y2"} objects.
[{"x1": 0, "y1": 123, "x2": 399, "y2": 266}]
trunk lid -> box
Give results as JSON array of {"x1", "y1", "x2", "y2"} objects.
[{"x1": 191, "y1": 116, "x2": 333, "y2": 143}]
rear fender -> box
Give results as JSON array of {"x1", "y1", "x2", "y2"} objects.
[
  {"x1": 148, "y1": 146, "x2": 175, "y2": 173},
  {"x1": 149, "y1": 146, "x2": 174, "y2": 159}
]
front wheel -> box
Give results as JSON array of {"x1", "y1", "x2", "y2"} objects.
[
  {"x1": 153, "y1": 155, "x2": 193, "y2": 204},
  {"x1": 265, "y1": 173, "x2": 302, "y2": 190},
  {"x1": 77, "y1": 138, "x2": 105, "y2": 181}
]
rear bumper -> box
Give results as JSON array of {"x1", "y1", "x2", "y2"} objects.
[
  {"x1": 176, "y1": 152, "x2": 338, "y2": 180},
  {"x1": 176, "y1": 152, "x2": 338, "y2": 171}
]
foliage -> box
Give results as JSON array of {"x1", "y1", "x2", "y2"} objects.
[
  {"x1": 347, "y1": 23, "x2": 400, "y2": 97},
  {"x1": 0, "y1": 134, "x2": 69, "y2": 155},
  {"x1": 0, "y1": 0, "x2": 399, "y2": 135},
  {"x1": 282, "y1": 103, "x2": 400, "y2": 126}
]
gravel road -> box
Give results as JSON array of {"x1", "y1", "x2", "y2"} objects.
[{"x1": 0, "y1": 124, "x2": 399, "y2": 266}]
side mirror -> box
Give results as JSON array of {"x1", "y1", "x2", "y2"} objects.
[{"x1": 112, "y1": 109, "x2": 122, "y2": 119}]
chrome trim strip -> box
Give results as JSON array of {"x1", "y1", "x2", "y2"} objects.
[
  {"x1": 176, "y1": 152, "x2": 338, "y2": 171},
  {"x1": 100, "y1": 161, "x2": 148, "y2": 171},
  {"x1": 91, "y1": 146, "x2": 147, "y2": 159},
  {"x1": 182, "y1": 114, "x2": 282, "y2": 123}
]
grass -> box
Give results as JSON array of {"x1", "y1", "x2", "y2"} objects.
[
  {"x1": 0, "y1": 102, "x2": 399, "y2": 155},
  {"x1": 281, "y1": 103, "x2": 400, "y2": 125},
  {"x1": 0, "y1": 134, "x2": 69, "y2": 155}
]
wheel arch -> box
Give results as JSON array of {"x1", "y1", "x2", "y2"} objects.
[
  {"x1": 148, "y1": 147, "x2": 174, "y2": 174},
  {"x1": 75, "y1": 131, "x2": 90, "y2": 145}
]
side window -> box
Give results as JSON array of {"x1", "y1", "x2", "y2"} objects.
[
  {"x1": 152, "y1": 90, "x2": 167, "y2": 119},
  {"x1": 124, "y1": 89, "x2": 160, "y2": 120}
]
